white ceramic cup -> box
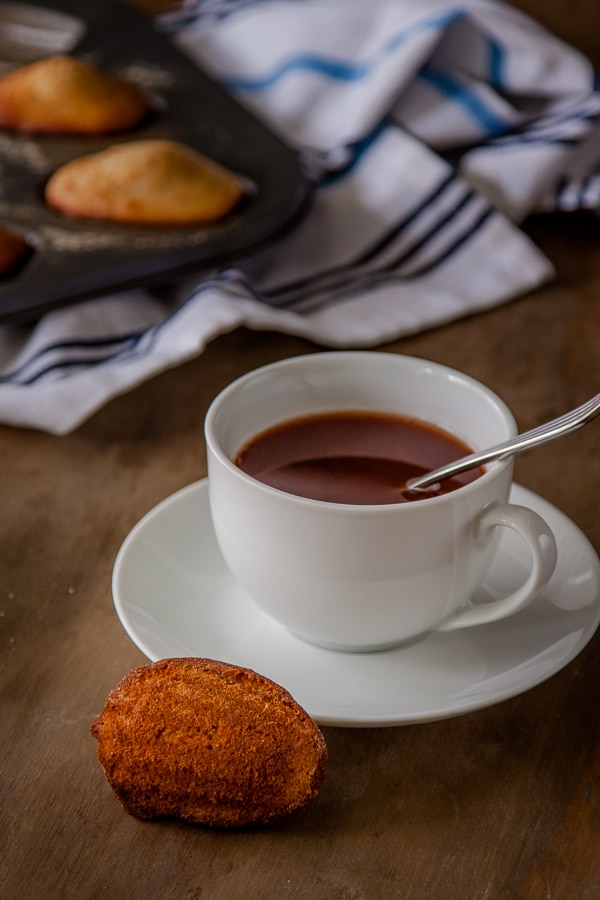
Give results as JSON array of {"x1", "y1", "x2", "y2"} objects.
[{"x1": 205, "y1": 352, "x2": 558, "y2": 652}]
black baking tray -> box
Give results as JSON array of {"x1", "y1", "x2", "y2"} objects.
[{"x1": 0, "y1": 0, "x2": 310, "y2": 322}]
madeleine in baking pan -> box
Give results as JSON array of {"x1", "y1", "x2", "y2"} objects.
[
  {"x1": 0, "y1": 225, "x2": 31, "y2": 276},
  {"x1": 0, "y1": 54, "x2": 149, "y2": 134},
  {"x1": 44, "y1": 139, "x2": 245, "y2": 225}
]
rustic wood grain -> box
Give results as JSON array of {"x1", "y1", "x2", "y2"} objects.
[{"x1": 1, "y1": 2, "x2": 600, "y2": 899}]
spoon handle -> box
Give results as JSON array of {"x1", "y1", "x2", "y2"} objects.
[{"x1": 408, "y1": 391, "x2": 600, "y2": 491}]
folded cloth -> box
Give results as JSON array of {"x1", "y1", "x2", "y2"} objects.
[{"x1": 1, "y1": 0, "x2": 599, "y2": 434}]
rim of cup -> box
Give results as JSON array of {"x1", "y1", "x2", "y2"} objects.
[{"x1": 204, "y1": 351, "x2": 518, "y2": 510}]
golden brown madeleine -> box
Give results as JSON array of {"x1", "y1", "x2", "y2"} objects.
[
  {"x1": 45, "y1": 139, "x2": 244, "y2": 225},
  {"x1": 0, "y1": 225, "x2": 31, "y2": 276},
  {"x1": 0, "y1": 54, "x2": 149, "y2": 134},
  {"x1": 90, "y1": 657, "x2": 328, "y2": 827}
]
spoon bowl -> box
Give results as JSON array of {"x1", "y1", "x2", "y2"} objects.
[{"x1": 407, "y1": 391, "x2": 600, "y2": 493}]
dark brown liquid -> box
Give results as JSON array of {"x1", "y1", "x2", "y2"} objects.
[{"x1": 234, "y1": 411, "x2": 483, "y2": 505}]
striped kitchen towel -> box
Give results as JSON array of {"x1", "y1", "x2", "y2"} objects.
[{"x1": 1, "y1": 0, "x2": 599, "y2": 434}]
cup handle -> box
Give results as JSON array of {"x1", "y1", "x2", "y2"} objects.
[{"x1": 437, "y1": 502, "x2": 558, "y2": 632}]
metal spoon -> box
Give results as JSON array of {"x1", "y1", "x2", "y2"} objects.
[{"x1": 407, "y1": 391, "x2": 600, "y2": 493}]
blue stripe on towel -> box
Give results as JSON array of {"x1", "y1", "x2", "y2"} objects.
[
  {"x1": 403, "y1": 205, "x2": 493, "y2": 277},
  {"x1": 158, "y1": 0, "x2": 266, "y2": 28},
  {"x1": 485, "y1": 101, "x2": 600, "y2": 149},
  {"x1": 418, "y1": 67, "x2": 507, "y2": 135},
  {"x1": 0, "y1": 333, "x2": 146, "y2": 385},
  {"x1": 1, "y1": 279, "x2": 234, "y2": 385},
  {"x1": 262, "y1": 171, "x2": 459, "y2": 303},
  {"x1": 320, "y1": 120, "x2": 391, "y2": 184},
  {"x1": 266, "y1": 177, "x2": 482, "y2": 310},
  {"x1": 292, "y1": 206, "x2": 494, "y2": 315},
  {"x1": 553, "y1": 173, "x2": 600, "y2": 211},
  {"x1": 221, "y1": 9, "x2": 461, "y2": 92},
  {"x1": 487, "y1": 38, "x2": 504, "y2": 88}
]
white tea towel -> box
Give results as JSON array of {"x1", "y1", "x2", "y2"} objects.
[{"x1": 1, "y1": 0, "x2": 599, "y2": 434}]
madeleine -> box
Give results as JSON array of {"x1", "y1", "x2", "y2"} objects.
[
  {"x1": 45, "y1": 139, "x2": 244, "y2": 225},
  {"x1": 90, "y1": 657, "x2": 328, "y2": 827},
  {"x1": 0, "y1": 54, "x2": 149, "y2": 134},
  {"x1": 0, "y1": 225, "x2": 31, "y2": 276}
]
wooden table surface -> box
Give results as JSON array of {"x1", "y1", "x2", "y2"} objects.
[{"x1": 2, "y1": 2, "x2": 600, "y2": 898}]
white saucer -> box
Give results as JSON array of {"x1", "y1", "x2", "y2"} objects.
[{"x1": 112, "y1": 480, "x2": 600, "y2": 727}]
